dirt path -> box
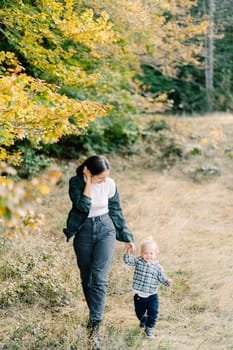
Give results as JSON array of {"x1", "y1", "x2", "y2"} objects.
[
  {"x1": 100, "y1": 115, "x2": 233, "y2": 349},
  {"x1": 100, "y1": 163, "x2": 232, "y2": 349}
]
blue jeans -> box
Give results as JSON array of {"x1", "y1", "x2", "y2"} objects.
[
  {"x1": 134, "y1": 293, "x2": 159, "y2": 328},
  {"x1": 73, "y1": 213, "x2": 116, "y2": 322}
]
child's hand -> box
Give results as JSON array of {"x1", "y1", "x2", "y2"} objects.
[{"x1": 166, "y1": 278, "x2": 172, "y2": 286}]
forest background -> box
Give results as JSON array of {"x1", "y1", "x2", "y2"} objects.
[{"x1": 0, "y1": 0, "x2": 233, "y2": 349}]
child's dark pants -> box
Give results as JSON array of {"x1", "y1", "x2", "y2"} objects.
[{"x1": 134, "y1": 293, "x2": 159, "y2": 328}]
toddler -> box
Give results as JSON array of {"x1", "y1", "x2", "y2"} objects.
[{"x1": 123, "y1": 236, "x2": 171, "y2": 338}]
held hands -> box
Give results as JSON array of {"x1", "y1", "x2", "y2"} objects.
[{"x1": 125, "y1": 242, "x2": 136, "y2": 254}]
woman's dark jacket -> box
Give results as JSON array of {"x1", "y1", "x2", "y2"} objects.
[{"x1": 63, "y1": 174, "x2": 134, "y2": 243}]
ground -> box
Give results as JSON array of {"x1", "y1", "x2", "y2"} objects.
[{"x1": 0, "y1": 113, "x2": 233, "y2": 349}]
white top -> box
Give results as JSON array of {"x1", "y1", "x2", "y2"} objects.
[
  {"x1": 88, "y1": 177, "x2": 116, "y2": 218},
  {"x1": 133, "y1": 289, "x2": 156, "y2": 298}
]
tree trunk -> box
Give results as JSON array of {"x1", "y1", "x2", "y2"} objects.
[{"x1": 205, "y1": 0, "x2": 215, "y2": 111}]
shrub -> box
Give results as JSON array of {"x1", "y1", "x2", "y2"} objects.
[
  {"x1": 41, "y1": 115, "x2": 140, "y2": 158},
  {"x1": 0, "y1": 247, "x2": 71, "y2": 308},
  {"x1": 9, "y1": 140, "x2": 54, "y2": 179}
]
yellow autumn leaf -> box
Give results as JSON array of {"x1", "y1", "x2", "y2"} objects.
[
  {"x1": 38, "y1": 183, "x2": 50, "y2": 195},
  {"x1": 201, "y1": 138, "x2": 208, "y2": 144}
]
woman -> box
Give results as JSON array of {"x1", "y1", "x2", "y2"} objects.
[{"x1": 63, "y1": 155, "x2": 135, "y2": 349}]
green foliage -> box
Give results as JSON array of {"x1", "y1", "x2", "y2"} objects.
[
  {"x1": 1, "y1": 0, "x2": 230, "y2": 238},
  {"x1": 42, "y1": 115, "x2": 140, "y2": 158},
  {"x1": 0, "y1": 1, "x2": 113, "y2": 168},
  {"x1": 210, "y1": 0, "x2": 233, "y2": 112},
  {"x1": 189, "y1": 146, "x2": 202, "y2": 155},
  {"x1": 213, "y1": 67, "x2": 233, "y2": 112},
  {"x1": 0, "y1": 1, "x2": 114, "y2": 87},
  {"x1": 137, "y1": 3, "x2": 233, "y2": 115},
  {"x1": 138, "y1": 64, "x2": 207, "y2": 114},
  {"x1": 42, "y1": 117, "x2": 186, "y2": 172},
  {"x1": 11, "y1": 142, "x2": 54, "y2": 179}
]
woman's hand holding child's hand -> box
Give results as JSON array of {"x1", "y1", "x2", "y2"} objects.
[{"x1": 125, "y1": 242, "x2": 135, "y2": 254}]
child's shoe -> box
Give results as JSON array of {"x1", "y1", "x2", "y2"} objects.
[{"x1": 145, "y1": 326, "x2": 155, "y2": 339}]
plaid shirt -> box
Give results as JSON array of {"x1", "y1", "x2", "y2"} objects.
[{"x1": 123, "y1": 254, "x2": 169, "y2": 295}]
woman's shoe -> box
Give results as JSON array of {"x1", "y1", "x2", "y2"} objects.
[{"x1": 87, "y1": 320, "x2": 101, "y2": 350}]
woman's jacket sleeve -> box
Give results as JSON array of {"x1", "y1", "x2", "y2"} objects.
[
  {"x1": 108, "y1": 187, "x2": 134, "y2": 243},
  {"x1": 68, "y1": 176, "x2": 91, "y2": 212},
  {"x1": 63, "y1": 175, "x2": 91, "y2": 242}
]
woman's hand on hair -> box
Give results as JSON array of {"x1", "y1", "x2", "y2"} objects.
[{"x1": 83, "y1": 166, "x2": 92, "y2": 182}]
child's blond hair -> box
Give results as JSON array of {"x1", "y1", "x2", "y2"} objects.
[{"x1": 140, "y1": 236, "x2": 159, "y2": 255}]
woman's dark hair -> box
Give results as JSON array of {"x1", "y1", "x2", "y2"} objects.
[{"x1": 76, "y1": 155, "x2": 110, "y2": 176}]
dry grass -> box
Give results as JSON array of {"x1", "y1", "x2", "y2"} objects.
[{"x1": 1, "y1": 113, "x2": 233, "y2": 349}]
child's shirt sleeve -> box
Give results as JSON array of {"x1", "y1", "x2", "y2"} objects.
[
  {"x1": 157, "y1": 263, "x2": 170, "y2": 286},
  {"x1": 123, "y1": 253, "x2": 137, "y2": 266}
]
